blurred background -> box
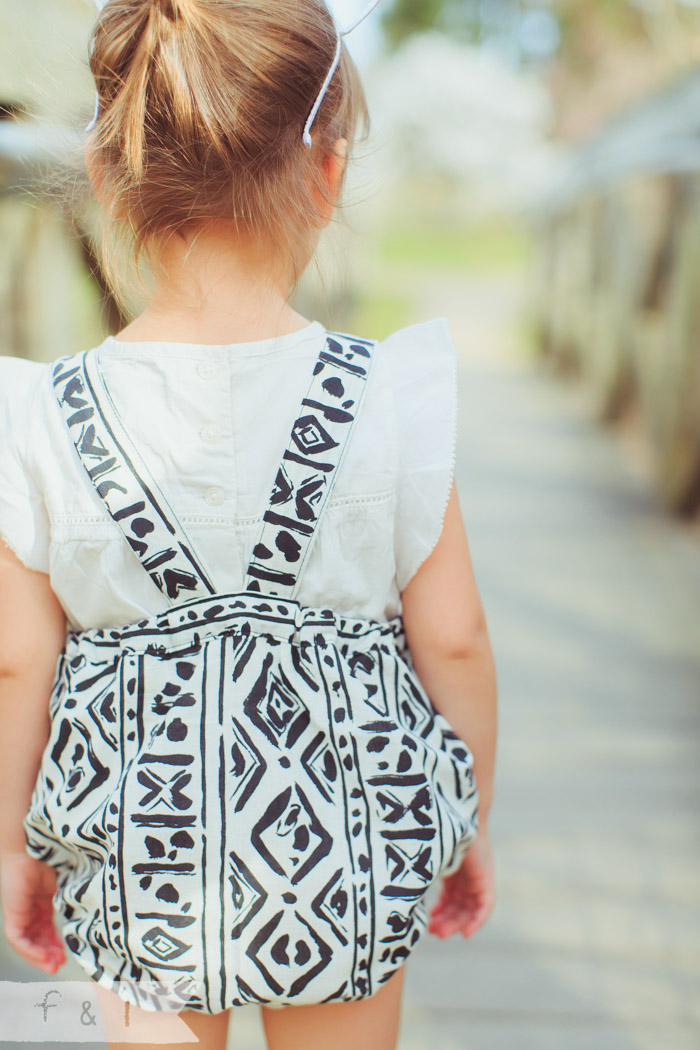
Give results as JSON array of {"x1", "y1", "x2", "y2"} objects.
[{"x1": 1, "y1": 2, "x2": 699, "y2": 1049}]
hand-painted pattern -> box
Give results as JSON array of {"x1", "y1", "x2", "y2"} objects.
[
  {"x1": 25, "y1": 332, "x2": 479, "y2": 1014},
  {"x1": 52, "y1": 354, "x2": 216, "y2": 603},
  {"x1": 244, "y1": 334, "x2": 373, "y2": 599}
]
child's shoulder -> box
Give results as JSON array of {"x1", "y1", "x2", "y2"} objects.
[
  {"x1": 377, "y1": 316, "x2": 453, "y2": 348},
  {"x1": 361, "y1": 317, "x2": 457, "y2": 388},
  {"x1": 333, "y1": 317, "x2": 453, "y2": 354},
  {"x1": 340, "y1": 317, "x2": 457, "y2": 465},
  {"x1": 0, "y1": 355, "x2": 53, "y2": 417},
  {"x1": 327, "y1": 318, "x2": 455, "y2": 393},
  {"x1": 0, "y1": 352, "x2": 51, "y2": 381}
]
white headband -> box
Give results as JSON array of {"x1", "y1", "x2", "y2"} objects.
[
  {"x1": 85, "y1": 0, "x2": 108, "y2": 131},
  {"x1": 303, "y1": 0, "x2": 381, "y2": 148},
  {"x1": 85, "y1": 0, "x2": 382, "y2": 144}
]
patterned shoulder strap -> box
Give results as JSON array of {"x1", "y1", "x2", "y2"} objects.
[
  {"x1": 52, "y1": 351, "x2": 217, "y2": 604},
  {"x1": 244, "y1": 331, "x2": 375, "y2": 599}
]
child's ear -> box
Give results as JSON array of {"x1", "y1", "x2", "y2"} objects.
[
  {"x1": 314, "y1": 137, "x2": 348, "y2": 226},
  {"x1": 329, "y1": 137, "x2": 348, "y2": 185}
]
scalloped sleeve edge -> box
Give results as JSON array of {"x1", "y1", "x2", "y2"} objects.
[
  {"x1": 388, "y1": 317, "x2": 458, "y2": 593},
  {"x1": 0, "y1": 360, "x2": 52, "y2": 573}
]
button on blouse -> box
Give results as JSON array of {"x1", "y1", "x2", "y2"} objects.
[
  {"x1": 200, "y1": 424, "x2": 222, "y2": 445},
  {"x1": 204, "y1": 486, "x2": 225, "y2": 507}
]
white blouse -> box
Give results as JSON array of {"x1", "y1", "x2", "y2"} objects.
[{"x1": 0, "y1": 318, "x2": 457, "y2": 631}]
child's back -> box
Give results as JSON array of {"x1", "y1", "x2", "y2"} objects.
[{"x1": 2, "y1": 316, "x2": 456, "y2": 633}]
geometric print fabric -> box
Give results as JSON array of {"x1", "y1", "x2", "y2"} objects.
[{"x1": 24, "y1": 332, "x2": 479, "y2": 1012}]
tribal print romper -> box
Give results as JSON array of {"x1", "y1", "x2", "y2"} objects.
[{"x1": 23, "y1": 330, "x2": 480, "y2": 1013}]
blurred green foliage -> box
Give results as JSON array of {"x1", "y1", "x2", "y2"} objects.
[
  {"x1": 342, "y1": 221, "x2": 532, "y2": 340},
  {"x1": 382, "y1": 0, "x2": 446, "y2": 48},
  {"x1": 373, "y1": 223, "x2": 532, "y2": 273},
  {"x1": 346, "y1": 290, "x2": 413, "y2": 340},
  {"x1": 382, "y1": 0, "x2": 700, "y2": 68}
]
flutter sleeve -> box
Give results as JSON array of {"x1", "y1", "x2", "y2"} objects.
[
  {"x1": 0, "y1": 358, "x2": 51, "y2": 573},
  {"x1": 384, "y1": 317, "x2": 459, "y2": 593}
]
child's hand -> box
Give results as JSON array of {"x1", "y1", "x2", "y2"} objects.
[
  {"x1": 0, "y1": 852, "x2": 66, "y2": 973},
  {"x1": 428, "y1": 828, "x2": 495, "y2": 939}
]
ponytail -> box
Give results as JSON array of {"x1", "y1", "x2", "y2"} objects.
[{"x1": 87, "y1": 0, "x2": 367, "y2": 298}]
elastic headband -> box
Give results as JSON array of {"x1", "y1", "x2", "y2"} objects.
[
  {"x1": 303, "y1": 0, "x2": 381, "y2": 148},
  {"x1": 85, "y1": 0, "x2": 108, "y2": 131},
  {"x1": 85, "y1": 0, "x2": 382, "y2": 146}
]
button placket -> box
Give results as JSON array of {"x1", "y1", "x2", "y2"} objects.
[{"x1": 193, "y1": 354, "x2": 234, "y2": 515}]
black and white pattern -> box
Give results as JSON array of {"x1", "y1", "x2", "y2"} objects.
[
  {"x1": 25, "y1": 332, "x2": 479, "y2": 1013},
  {"x1": 244, "y1": 334, "x2": 373, "y2": 599},
  {"x1": 53, "y1": 354, "x2": 216, "y2": 603}
]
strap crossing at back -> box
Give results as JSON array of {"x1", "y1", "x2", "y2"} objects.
[{"x1": 52, "y1": 331, "x2": 375, "y2": 606}]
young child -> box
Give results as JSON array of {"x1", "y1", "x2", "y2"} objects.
[{"x1": 0, "y1": 1, "x2": 497, "y2": 1048}]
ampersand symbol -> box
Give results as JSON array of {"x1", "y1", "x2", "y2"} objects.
[{"x1": 80, "y1": 1001, "x2": 97, "y2": 1026}]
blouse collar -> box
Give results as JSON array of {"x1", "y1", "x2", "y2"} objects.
[{"x1": 98, "y1": 320, "x2": 325, "y2": 359}]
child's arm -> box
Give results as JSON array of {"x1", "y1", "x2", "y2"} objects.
[
  {"x1": 0, "y1": 540, "x2": 67, "y2": 972},
  {"x1": 401, "y1": 480, "x2": 497, "y2": 938},
  {"x1": 401, "y1": 480, "x2": 497, "y2": 821}
]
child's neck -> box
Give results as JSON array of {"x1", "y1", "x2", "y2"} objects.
[{"x1": 116, "y1": 223, "x2": 313, "y2": 345}]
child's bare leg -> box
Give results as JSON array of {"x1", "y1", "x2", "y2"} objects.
[
  {"x1": 93, "y1": 982, "x2": 230, "y2": 1050},
  {"x1": 261, "y1": 964, "x2": 406, "y2": 1050}
]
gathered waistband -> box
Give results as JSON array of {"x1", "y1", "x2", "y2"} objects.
[{"x1": 65, "y1": 592, "x2": 407, "y2": 657}]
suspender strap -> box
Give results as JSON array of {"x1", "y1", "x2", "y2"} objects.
[
  {"x1": 52, "y1": 329, "x2": 375, "y2": 606},
  {"x1": 244, "y1": 332, "x2": 375, "y2": 599},
  {"x1": 52, "y1": 351, "x2": 217, "y2": 604}
]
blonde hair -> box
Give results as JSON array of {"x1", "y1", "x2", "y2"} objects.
[{"x1": 87, "y1": 0, "x2": 369, "y2": 302}]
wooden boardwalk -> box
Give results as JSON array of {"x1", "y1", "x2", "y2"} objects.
[{"x1": 391, "y1": 274, "x2": 700, "y2": 1050}]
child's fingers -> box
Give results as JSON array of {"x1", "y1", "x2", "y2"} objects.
[
  {"x1": 428, "y1": 890, "x2": 494, "y2": 938},
  {"x1": 428, "y1": 889, "x2": 471, "y2": 921},
  {"x1": 430, "y1": 912, "x2": 483, "y2": 939},
  {"x1": 5, "y1": 924, "x2": 65, "y2": 973},
  {"x1": 10, "y1": 925, "x2": 65, "y2": 970},
  {"x1": 4, "y1": 904, "x2": 62, "y2": 948},
  {"x1": 3, "y1": 898, "x2": 66, "y2": 970},
  {"x1": 0, "y1": 856, "x2": 65, "y2": 971},
  {"x1": 428, "y1": 915, "x2": 464, "y2": 938},
  {"x1": 427, "y1": 901, "x2": 469, "y2": 937},
  {"x1": 25, "y1": 919, "x2": 65, "y2": 953},
  {"x1": 459, "y1": 899, "x2": 495, "y2": 938}
]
